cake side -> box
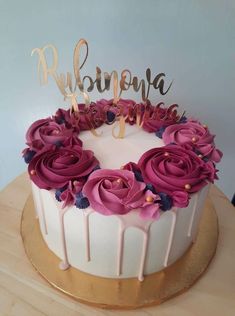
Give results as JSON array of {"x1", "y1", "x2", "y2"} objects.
[{"x1": 32, "y1": 182, "x2": 209, "y2": 280}]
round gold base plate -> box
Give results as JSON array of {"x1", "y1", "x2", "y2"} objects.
[{"x1": 21, "y1": 194, "x2": 218, "y2": 309}]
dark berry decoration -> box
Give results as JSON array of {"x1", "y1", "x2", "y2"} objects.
[
  {"x1": 202, "y1": 156, "x2": 209, "y2": 162},
  {"x1": 23, "y1": 150, "x2": 36, "y2": 164},
  {"x1": 75, "y1": 192, "x2": 90, "y2": 209},
  {"x1": 55, "y1": 189, "x2": 62, "y2": 202},
  {"x1": 93, "y1": 165, "x2": 101, "y2": 171},
  {"x1": 158, "y1": 192, "x2": 173, "y2": 211},
  {"x1": 56, "y1": 117, "x2": 66, "y2": 124},
  {"x1": 55, "y1": 186, "x2": 67, "y2": 202},
  {"x1": 54, "y1": 140, "x2": 63, "y2": 148},
  {"x1": 106, "y1": 111, "x2": 116, "y2": 124},
  {"x1": 134, "y1": 171, "x2": 143, "y2": 182},
  {"x1": 178, "y1": 115, "x2": 187, "y2": 123},
  {"x1": 144, "y1": 183, "x2": 157, "y2": 194},
  {"x1": 155, "y1": 126, "x2": 166, "y2": 138}
]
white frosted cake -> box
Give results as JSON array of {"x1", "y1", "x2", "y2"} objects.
[{"x1": 23, "y1": 99, "x2": 222, "y2": 281}]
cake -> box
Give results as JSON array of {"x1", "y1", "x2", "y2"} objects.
[{"x1": 22, "y1": 99, "x2": 222, "y2": 281}]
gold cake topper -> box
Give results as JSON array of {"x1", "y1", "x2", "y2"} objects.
[
  {"x1": 31, "y1": 39, "x2": 174, "y2": 138},
  {"x1": 31, "y1": 39, "x2": 173, "y2": 103}
]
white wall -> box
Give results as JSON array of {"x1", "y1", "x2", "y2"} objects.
[{"x1": 0, "y1": 0, "x2": 234, "y2": 198}]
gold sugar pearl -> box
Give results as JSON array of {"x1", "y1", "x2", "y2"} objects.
[
  {"x1": 191, "y1": 137, "x2": 197, "y2": 143},
  {"x1": 51, "y1": 129, "x2": 59, "y2": 135},
  {"x1": 117, "y1": 178, "x2": 122, "y2": 183},
  {"x1": 30, "y1": 170, "x2": 36, "y2": 176},
  {"x1": 198, "y1": 154, "x2": 203, "y2": 159},
  {"x1": 203, "y1": 124, "x2": 208, "y2": 129},
  {"x1": 164, "y1": 152, "x2": 169, "y2": 157},
  {"x1": 146, "y1": 196, "x2": 154, "y2": 203},
  {"x1": 184, "y1": 184, "x2": 191, "y2": 190}
]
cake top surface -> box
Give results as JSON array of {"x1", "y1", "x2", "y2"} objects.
[{"x1": 79, "y1": 123, "x2": 164, "y2": 169}]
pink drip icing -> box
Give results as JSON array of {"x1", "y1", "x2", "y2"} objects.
[
  {"x1": 138, "y1": 231, "x2": 149, "y2": 282},
  {"x1": 59, "y1": 207, "x2": 70, "y2": 270},
  {"x1": 39, "y1": 190, "x2": 48, "y2": 235},
  {"x1": 117, "y1": 224, "x2": 125, "y2": 276},
  {"x1": 83, "y1": 210, "x2": 93, "y2": 261},
  {"x1": 163, "y1": 209, "x2": 177, "y2": 267},
  {"x1": 117, "y1": 211, "x2": 153, "y2": 281},
  {"x1": 187, "y1": 193, "x2": 199, "y2": 237}
]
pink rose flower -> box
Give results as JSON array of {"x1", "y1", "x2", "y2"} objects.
[
  {"x1": 138, "y1": 145, "x2": 216, "y2": 203},
  {"x1": 60, "y1": 181, "x2": 77, "y2": 207},
  {"x1": 172, "y1": 191, "x2": 190, "y2": 208},
  {"x1": 54, "y1": 108, "x2": 74, "y2": 127},
  {"x1": 54, "y1": 108, "x2": 81, "y2": 133},
  {"x1": 96, "y1": 98, "x2": 137, "y2": 124},
  {"x1": 96, "y1": 99, "x2": 136, "y2": 115},
  {"x1": 142, "y1": 103, "x2": 180, "y2": 133},
  {"x1": 54, "y1": 99, "x2": 137, "y2": 130},
  {"x1": 25, "y1": 118, "x2": 81, "y2": 151},
  {"x1": 140, "y1": 190, "x2": 161, "y2": 219},
  {"x1": 54, "y1": 102, "x2": 106, "y2": 132},
  {"x1": 77, "y1": 102, "x2": 106, "y2": 130},
  {"x1": 83, "y1": 169, "x2": 160, "y2": 218},
  {"x1": 162, "y1": 120, "x2": 223, "y2": 163},
  {"x1": 58, "y1": 180, "x2": 85, "y2": 208},
  {"x1": 28, "y1": 144, "x2": 99, "y2": 190},
  {"x1": 122, "y1": 161, "x2": 143, "y2": 182},
  {"x1": 122, "y1": 161, "x2": 140, "y2": 172}
]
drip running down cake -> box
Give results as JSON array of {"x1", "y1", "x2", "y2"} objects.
[{"x1": 22, "y1": 99, "x2": 222, "y2": 281}]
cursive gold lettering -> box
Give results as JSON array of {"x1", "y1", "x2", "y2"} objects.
[
  {"x1": 73, "y1": 39, "x2": 89, "y2": 91},
  {"x1": 31, "y1": 44, "x2": 58, "y2": 85},
  {"x1": 95, "y1": 67, "x2": 106, "y2": 93},
  {"x1": 32, "y1": 39, "x2": 173, "y2": 102},
  {"x1": 119, "y1": 69, "x2": 132, "y2": 98}
]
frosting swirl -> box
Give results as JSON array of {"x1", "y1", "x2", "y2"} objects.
[
  {"x1": 54, "y1": 103, "x2": 106, "y2": 131},
  {"x1": 162, "y1": 120, "x2": 223, "y2": 162},
  {"x1": 96, "y1": 99, "x2": 136, "y2": 115},
  {"x1": 28, "y1": 145, "x2": 99, "y2": 190},
  {"x1": 138, "y1": 145, "x2": 216, "y2": 202},
  {"x1": 83, "y1": 169, "x2": 160, "y2": 218},
  {"x1": 96, "y1": 99, "x2": 137, "y2": 124},
  {"x1": 26, "y1": 118, "x2": 81, "y2": 151},
  {"x1": 77, "y1": 102, "x2": 106, "y2": 130}
]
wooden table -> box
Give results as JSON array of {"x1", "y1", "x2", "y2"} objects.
[{"x1": 0, "y1": 173, "x2": 235, "y2": 316}]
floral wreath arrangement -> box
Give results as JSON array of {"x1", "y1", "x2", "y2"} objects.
[{"x1": 23, "y1": 99, "x2": 222, "y2": 220}]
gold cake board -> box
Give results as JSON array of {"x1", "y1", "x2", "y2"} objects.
[{"x1": 21, "y1": 194, "x2": 218, "y2": 310}]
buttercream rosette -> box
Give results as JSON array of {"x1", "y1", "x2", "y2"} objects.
[
  {"x1": 83, "y1": 169, "x2": 161, "y2": 219},
  {"x1": 28, "y1": 144, "x2": 99, "y2": 191},
  {"x1": 54, "y1": 102, "x2": 106, "y2": 131},
  {"x1": 138, "y1": 144, "x2": 217, "y2": 207},
  {"x1": 96, "y1": 99, "x2": 137, "y2": 124},
  {"x1": 27, "y1": 118, "x2": 81, "y2": 148},
  {"x1": 162, "y1": 120, "x2": 223, "y2": 163},
  {"x1": 22, "y1": 117, "x2": 83, "y2": 163}
]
